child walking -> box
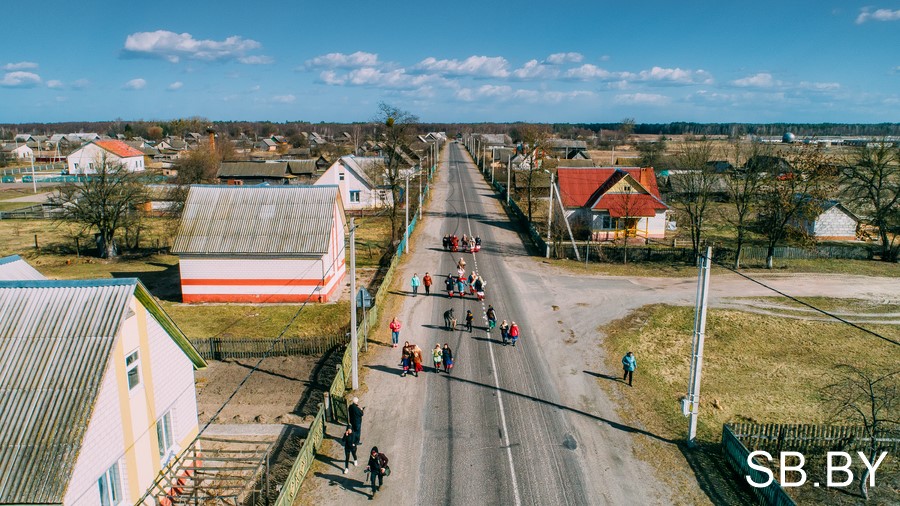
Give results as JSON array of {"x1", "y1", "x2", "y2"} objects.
[{"x1": 432, "y1": 344, "x2": 443, "y2": 373}]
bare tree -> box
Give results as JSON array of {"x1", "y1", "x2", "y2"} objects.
[
  {"x1": 374, "y1": 102, "x2": 418, "y2": 242},
  {"x1": 49, "y1": 155, "x2": 147, "y2": 258},
  {"x1": 824, "y1": 365, "x2": 899, "y2": 500},
  {"x1": 608, "y1": 185, "x2": 643, "y2": 264},
  {"x1": 514, "y1": 124, "x2": 552, "y2": 221},
  {"x1": 668, "y1": 142, "x2": 715, "y2": 259},
  {"x1": 724, "y1": 141, "x2": 769, "y2": 269},
  {"x1": 841, "y1": 140, "x2": 900, "y2": 262}
]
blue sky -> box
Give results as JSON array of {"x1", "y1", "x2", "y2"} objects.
[{"x1": 1, "y1": 1, "x2": 898, "y2": 124}]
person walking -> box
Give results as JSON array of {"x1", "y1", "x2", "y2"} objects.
[
  {"x1": 499, "y1": 320, "x2": 510, "y2": 345},
  {"x1": 442, "y1": 343, "x2": 454, "y2": 373},
  {"x1": 342, "y1": 426, "x2": 358, "y2": 474},
  {"x1": 445, "y1": 273, "x2": 455, "y2": 297},
  {"x1": 622, "y1": 351, "x2": 636, "y2": 386},
  {"x1": 465, "y1": 310, "x2": 474, "y2": 332},
  {"x1": 456, "y1": 275, "x2": 466, "y2": 297},
  {"x1": 411, "y1": 343, "x2": 423, "y2": 377},
  {"x1": 400, "y1": 341, "x2": 411, "y2": 377},
  {"x1": 349, "y1": 397, "x2": 364, "y2": 444},
  {"x1": 509, "y1": 322, "x2": 519, "y2": 346},
  {"x1": 443, "y1": 308, "x2": 456, "y2": 330},
  {"x1": 423, "y1": 272, "x2": 433, "y2": 295},
  {"x1": 486, "y1": 305, "x2": 496, "y2": 332},
  {"x1": 366, "y1": 446, "x2": 389, "y2": 497},
  {"x1": 389, "y1": 317, "x2": 401, "y2": 347},
  {"x1": 432, "y1": 344, "x2": 443, "y2": 372},
  {"x1": 410, "y1": 273, "x2": 420, "y2": 296}
]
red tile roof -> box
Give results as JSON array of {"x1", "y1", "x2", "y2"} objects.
[
  {"x1": 556, "y1": 167, "x2": 667, "y2": 217},
  {"x1": 93, "y1": 140, "x2": 145, "y2": 158}
]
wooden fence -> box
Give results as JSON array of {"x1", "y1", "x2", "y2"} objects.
[
  {"x1": 548, "y1": 242, "x2": 873, "y2": 264},
  {"x1": 728, "y1": 422, "x2": 900, "y2": 455},
  {"x1": 273, "y1": 404, "x2": 325, "y2": 506},
  {"x1": 721, "y1": 424, "x2": 797, "y2": 506},
  {"x1": 191, "y1": 335, "x2": 348, "y2": 361}
]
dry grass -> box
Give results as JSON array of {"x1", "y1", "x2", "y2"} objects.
[{"x1": 599, "y1": 304, "x2": 899, "y2": 505}]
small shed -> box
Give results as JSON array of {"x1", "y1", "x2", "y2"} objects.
[{"x1": 799, "y1": 200, "x2": 860, "y2": 241}]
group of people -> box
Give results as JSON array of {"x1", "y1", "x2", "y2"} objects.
[
  {"x1": 342, "y1": 415, "x2": 389, "y2": 498},
  {"x1": 398, "y1": 340, "x2": 454, "y2": 375},
  {"x1": 444, "y1": 263, "x2": 486, "y2": 300},
  {"x1": 442, "y1": 234, "x2": 481, "y2": 252},
  {"x1": 409, "y1": 272, "x2": 432, "y2": 296},
  {"x1": 498, "y1": 319, "x2": 519, "y2": 346}
]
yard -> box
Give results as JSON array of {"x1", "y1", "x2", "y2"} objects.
[{"x1": 599, "y1": 302, "x2": 899, "y2": 505}]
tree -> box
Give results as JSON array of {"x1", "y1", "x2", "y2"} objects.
[
  {"x1": 147, "y1": 126, "x2": 164, "y2": 141},
  {"x1": 374, "y1": 102, "x2": 418, "y2": 242},
  {"x1": 824, "y1": 365, "x2": 899, "y2": 500},
  {"x1": 515, "y1": 124, "x2": 552, "y2": 221},
  {"x1": 636, "y1": 137, "x2": 668, "y2": 167},
  {"x1": 756, "y1": 144, "x2": 828, "y2": 268},
  {"x1": 841, "y1": 141, "x2": 900, "y2": 262},
  {"x1": 607, "y1": 184, "x2": 644, "y2": 264},
  {"x1": 668, "y1": 142, "x2": 715, "y2": 259},
  {"x1": 724, "y1": 141, "x2": 769, "y2": 269},
  {"x1": 48, "y1": 156, "x2": 147, "y2": 258}
]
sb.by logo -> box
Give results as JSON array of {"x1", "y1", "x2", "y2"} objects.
[{"x1": 746, "y1": 451, "x2": 888, "y2": 488}]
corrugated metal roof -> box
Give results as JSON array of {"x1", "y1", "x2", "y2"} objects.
[
  {"x1": 172, "y1": 185, "x2": 343, "y2": 256},
  {"x1": 0, "y1": 279, "x2": 136, "y2": 504},
  {"x1": 0, "y1": 255, "x2": 46, "y2": 280}
]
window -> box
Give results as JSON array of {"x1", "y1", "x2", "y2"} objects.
[
  {"x1": 596, "y1": 214, "x2": 617, "y2": 230},
  {"x1": 126, "y1": 350, "x2": 141, "y2": 390},
  {"x1": 338, "y1": 172, "x2": 345, "y2": 181},
  {"x1": 349, "y1": 190, "x2": 360, "y2": 203},
  {"x1": 621, "y1": 184, "x2": 631, "y2": 192},
  {"x1": 157, "y1": 410, "x2": 175, "y2": 459},
  {"x1": 97, "y1": 462, "x2": 122, "y2": 506}
]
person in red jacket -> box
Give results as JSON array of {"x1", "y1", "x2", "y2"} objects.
[
  {"x1": 509, "y1": 322, "x2": 520, "y2": 346},
  {"x1": 389, "y1": 317, "x2": 401, "y2": 348},
  {"x1": 423, "y1": 272, "x2": 433, "y2": 295}
]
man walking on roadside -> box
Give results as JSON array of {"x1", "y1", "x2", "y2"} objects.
[
  {"x1": 622, "y1": 351, "x2": 636, "y2": 386},
  {"x1": 349, "y1": 397, "x2": 364, "y2": 444}
]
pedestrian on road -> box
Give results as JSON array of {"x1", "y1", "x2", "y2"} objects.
[
  {"x1": 432, "y1": 344, "x2": 443, "y2": 372},
  {"x1": 442, "y1": 343, "x2": 454, "y2": 373},
  {"x1": 457, "y1": 257, "x2": 466, "y2": 270},
  {"x1": 445, "y1": 273, "x2": 455, "y2": 297},
  {"x1": 499, "y1": 320, "x2": 510, "y2": 344},
  {"x1": 400, "y1": 341, "x2": 411, "y2": 377},
  {"x1": 366, "y1": 446, "x2": 389, "y2": 497},
  {"x1": 423, "y1": 272, "x2": 433, "y2": 295},
  {"x1": 349, "y1": 397, "x2": 364, "y2": 444},
  {"x1": 622, "y1": 351, "x2": 636, "y2": 386},
  {"x1": 465, "y1": 310, "x2": 474, "y2": 332},
  {"x1": 467, "y1": 272, "x2": 477, "y2": 296},
  {"x1": 342, "y1": 426, "x2": 358, "y2": 474},
  {"x1": 411, "y1": 273, "x2": 420, "y2": 296},
  {"x1": 486, "y1": 305, "x2": 496, "y2": 331},
  {"x1": 411, "y1": 344, "x2": 423, "y2": 377},
  {"x1": 442, "y1": 235, "x2": 449, "y2": 250},
  {"x1": 389, "y1": 317, "x2": 401, "y2": 347},
  {"x1": 456, "y1": 275, "x2": 466, "y2": 296},
  {"x1": 509, "y1": 322, "x2": 519, "y2": 346},
  {"x1": 443, "y1": 308, "x2": 456, "y2": 330}
]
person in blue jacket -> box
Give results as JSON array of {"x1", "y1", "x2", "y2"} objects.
[{"x1": 622, "y1": 351, "x2": 636, "y2": 386}]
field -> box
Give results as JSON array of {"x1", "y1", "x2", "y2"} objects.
[{"x1": 600, "y1": 302, "x2": 899, "y2": 505}]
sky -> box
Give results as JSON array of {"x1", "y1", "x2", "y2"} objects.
[{"x1": 1, "y1": 1, "x2": 898, "y2": 124}]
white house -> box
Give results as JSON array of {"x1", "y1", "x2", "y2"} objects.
[
  {"x1": 67, "y1": 140, "x2": 146, "y2": 174},
  {"x1": 797, "y1": 199, "x2": 860, "y2": 241},
  {"x1": 1, "y1": 143, "x2": 34, "y2": 160},
  {"x1": 172, "y1": 185, "x2": 347, "y2": 303},
  {"x1": 0, "y1": 276, "x2": 206, "y2": 506},
  {"x1": 315, "y1": 155, "x2": 392, "y2": 211}
]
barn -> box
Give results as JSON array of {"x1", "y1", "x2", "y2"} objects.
[{"x1": 172, "y1": 185, "x2": 346, "y2": 303}]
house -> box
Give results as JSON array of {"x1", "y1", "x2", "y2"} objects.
[
  {"x1": 706, "y1": 160, "x2": 734, "y2": 173},
  {"x1": 794, "y1": 198, "x2": 860, "y2": 241},
  {"x1": 315, "y1": 155, "x2": 392, "y2": 211},
  {"x1": 270, "y1": 135, "x2": 289, "y2": 145},
  {"x1": 67, "y1": 140, "x2": 146, "y2": 174},
  {"x1": 172, "y1": 185, "x2": 346, "y2": 303},
  {"x1": 254, "y1": 139, "x2": 278, "y2": 151},
  {"x1": 216, "y1": 158, "x2": 327, "y2": 185},
  {"x1": 545, "y1": 139, "x2": 589, "y2": 159},
  {"x1": 0, "y1": 276, "x2": 206, "y2": 506},
  {"x1": 0, "y1": 254, "x2": 45, "y2": 280},
  {"x1": 1, "y1": 143, "x2": 33, "y2": 160},
  {"x1": 478, "y1": 133, "x2": 513, "y2": 147},
  {"x1": 557, "y1": 167, "x2": 668, "y2": 241}
]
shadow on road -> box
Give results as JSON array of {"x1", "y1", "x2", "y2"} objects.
[
  {"x1": 470, "y1": 334, "x2": 506, "y2": 345},
  {"x1": 313, "y1": 472, "x2": 371, "y2": 499},
  {"x1": 583, "y1": 370, "x2": 624, "y2": 383}
]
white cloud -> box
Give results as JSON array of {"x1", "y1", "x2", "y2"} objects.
[
  {"x1": 856, "y1": 8, "x2": 900, "y2": 24},
  {"x1": 123, "y1": 30, "x2": 263, "y2": 63},
  {"x1": 0, "y1": 71, "x2": 41, "y2": 87},
  {"x1": 731, "y1": 72, "x2": 779, "y2": 88},
  {"x1": 416, "y1": 55, "x2": 510, "y2": 78},
  {"x1": 319, "y1": 67, "x2": 449, "y2": 90},
  {"x1": 3, "y1": 61, "x2": 38, "y2": 70},
  {"x1": 614, "y1": 93, "x2": 670, "y2": 105},
  {"x1": 272, "y1": 94, "x2": 296, "y2": 103},
  {"x1": 455, "y1": 85, "x2": 592, "y2": 104},
  {"x1": 71, "y1": 78, "x2": 89, "y2": 89},
  {"x1": 638, "y1": 66, "x2": 713, "y2": 84},
  {"x1": 46, "y1": 80, "x2": 64, "y2": 89},
  {"x1": 238, "y1": 55, "x2": 274, "y2": 65},
  {"x1": 546, "y1": 52, "x2": 583, "y2": 64},
  {"x1": 512, "y1": 59, "x2": 560, "y2": 80},
  {"x1": 305, "y1": 51, "x2": 380, "y2": 69},
  {"x1": 563, "y1": 64, "x2": 633, "y2": 81},
  {"x1": 319, "y1": 70, "x2": 345, "y2": 85},
  {"x1": 167, "y1": 81, "x2": 183, "y2": 90},
  {"x1": 124, "y1": 78, "x2": 146, "y2": 90},
  {"x1": 797, "y1": 81, "x2": 840, "y2": 91}
]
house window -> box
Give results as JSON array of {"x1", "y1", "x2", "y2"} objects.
[
  {"x1": 97, "y1": 462, "x2": 122, "y2": 506},
  {"x1": 157, "y1": 410, "x2": 175, "y2": 459},
  {"x1": 126, "y1": 350, "x2": 141, "y2": 390},
  {"x1": 349, "y1": 191, "x2": 360, "y2": 203},
  {"x1": 339, "y1": 172, "x2": 345, "y2": 181},
  {"x1": 596, "y1": 214, "x2": 617, "y2": 230},
  {"x1": 621, "y1": 184, "x2": 631, "y2": 192}
]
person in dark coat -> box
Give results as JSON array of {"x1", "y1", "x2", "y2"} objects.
[
  {"x1": 465, "y1": 310, "x2": 474, "y2": 332},
  {"x1": 486, "y1": 305, "x2": 496, "y2": 331},
  {"x1": 445, "y1": 273, "x2": 455, "y2": 297},
  {"x1": 349, "y1": 397, "x2": 364, "y2": 444},
  {"x1": 444, "y1": 308, "x2": 456, "y2": 330},
  {"x1": 342, "y1": 426, "x2": 358, "y2": 474},
  {"x1": 366, "y1": 446, "x2": 389, "y2": 496},
  {"x1": 442, "y1": 343, "x2": 454, "y2": 373}
]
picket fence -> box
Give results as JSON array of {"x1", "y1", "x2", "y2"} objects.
[
  {"x1": 191, "y1": 335, "x2": 348, "y2": 361},
  {"x1": 728, "y1": 422, "x2": 900, "y2": 455},
  {"x1": 721, "y1": 425, "x2": 797, "y2": 506}
]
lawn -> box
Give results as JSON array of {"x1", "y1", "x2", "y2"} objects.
[{"x1": 600, "y1": 304, "x2": 899, "y2": 505}]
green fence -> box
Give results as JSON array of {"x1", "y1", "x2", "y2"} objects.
[
  {"x1": 273, "y1": 405, "x2": 326, "y2": 506},
  {"x1": 721, "y1": 424, "x2": 797, "y2": 506}
]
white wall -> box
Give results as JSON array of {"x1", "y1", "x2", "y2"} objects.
[
  {"x1": 813, "y1": 206, "x2": 857, "y2": 239},
  {"x1": 67, "y1": 144, "x2": 145, "y2": 174},
  {"x1": 316, "y1": 160, "x2": 391, "y2": 210}
]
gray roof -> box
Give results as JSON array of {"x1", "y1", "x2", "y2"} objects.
[
  {"x1": 557, "y1": 159, "x2": 596, "y2": 168},
  {"x1": 479, "y1": 134, "x2": 512, "y2": 146},
  {"x1": 217, "y1": 160, "x2": 320, "y2": 179},
  {"x1": 172, "y1": 185, "x2": 344, "y2": 256},
  {"x1": 0, "y1": 255, "x2": 46, "y2": 280},
  {"x1": 547, "y1": 138, "x2": 588, "y2": 149}
]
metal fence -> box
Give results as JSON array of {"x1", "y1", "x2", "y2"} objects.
[
  {"x1": 273, "y1": 404, "x2": 325, "y2": 506},
  {"x1": 191, "y1": 335, "x2": 348, "y2": 361},
  {"x1": 547, "y1": 242, "x2": 874, "y2": 264},
  {"x1": 721, "y1": 424, "x2": 797, "y2": 506},
  {"x1": 728, "y1": 422, "x2": 900, "y2": 455}
]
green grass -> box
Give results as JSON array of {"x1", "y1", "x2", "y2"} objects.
[
  {"x1": 352, "y1": 214, "x2": 392, "y2": 267},
  {"x1": 160, "y1": 300, "x2": 350, "y2": 339},
  {"x1": 600, "y1": 305, "x2": 899, "y2": 505}
]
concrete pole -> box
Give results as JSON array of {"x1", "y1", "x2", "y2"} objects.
[
  {"x1": 404, "y1": 173, "x2": 410, "y2": 254},
  {"x1": 349, "y1": 218, "x2": 358, "y2": 390},
  {"x1": 554, "y1": 180, "x2": 580, "y2": 261},
  {"x1": 506, "y1": 154, "x2": 511, "y2": 205},
  {"x1": 686, "y1": 246, "x2": 712, "y2": 446},
  {"x1": 546, "y1": 171, "x2": 554, "y2": 258}
]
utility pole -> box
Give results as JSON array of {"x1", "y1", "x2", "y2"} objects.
[
  {"x1": 29, "y1": 152, "x2": 37, "y2": 193},
  {"x1": 553, "y1": 179, "x2": 580, "y2": 261},
  {"x1": 404, "y1": 173, "x2": 410, "y2": 254},
  {"x1": 546, "y1": 171, "x2": 554, "y2": 258},
  {"x1": 685, "y1": 246, "x2": 712, "y2": 446},
  {"x1": 418, "y1": 166, "x2": 423, "y2": 219},
  {"x1": 349, "y1": 218, "x2": 358, "y2": 389},
  {"x1": 506, "y1": 154, "x2": 511, "y2": 205}
]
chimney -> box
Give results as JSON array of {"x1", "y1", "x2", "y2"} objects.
[{"x1": 206, "y1": 126, "x2": 216, "y2": 152}]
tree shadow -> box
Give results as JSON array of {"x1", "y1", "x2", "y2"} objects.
[{"x1": 110, "y1": 261, "x2": 182, "y2": 302}]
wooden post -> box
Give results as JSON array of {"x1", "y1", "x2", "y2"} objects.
[
  {"x1": 75, "y1": 237, "x2": 80, "y2": 258},
  {"x1": 34, "y1": 234, "x2": 38, "y2": 250}
]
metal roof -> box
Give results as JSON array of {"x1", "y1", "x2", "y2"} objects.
[
  {"x1": 172, "y1": 185, "x2": 344, "y2": 256},
  {"x1": 0, "y1": 255, "x2": 46, "y2": 280},
  {"x1": 0, "y1": 278, "x2": 204, "y2": 503}
]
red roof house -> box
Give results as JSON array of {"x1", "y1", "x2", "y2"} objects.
[
  {"x1": 67, "y1": 140, "x2": 147, "y2": 174},
  {"x1": 557, "y1": 167, "x2": 668, "y2": 241}
]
